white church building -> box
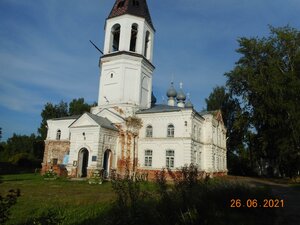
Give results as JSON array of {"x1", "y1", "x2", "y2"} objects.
[{"x1": 42, "y1": 0, "x2": 227, "y2": 179}]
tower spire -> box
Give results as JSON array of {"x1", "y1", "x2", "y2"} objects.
[{"x1": 108, "y1": 0, "x2": 155, "y2": 30}]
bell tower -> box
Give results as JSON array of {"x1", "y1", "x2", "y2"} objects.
[{"x1": 97, "y1": 0, "x2": 155, "y2": 111}]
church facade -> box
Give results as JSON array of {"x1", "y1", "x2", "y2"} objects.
[{"x1": 42, "y1": 0, "x2": 227, "y2": 179}]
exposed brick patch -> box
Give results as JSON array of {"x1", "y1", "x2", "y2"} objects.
[{"x1": 41, "y1": 140, "x2": 70, "y2": 175}]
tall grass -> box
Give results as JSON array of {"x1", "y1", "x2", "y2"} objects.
[
  {"x1": 1, "y1": 168, "x2": 279, "y2": 225},
  {"x1": 98, "y1": 165, "x2": 278, "y2": 225}
]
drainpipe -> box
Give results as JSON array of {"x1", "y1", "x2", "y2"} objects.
[{"x1": 133, "y1": 134, "x2": 136, "y2": 172}]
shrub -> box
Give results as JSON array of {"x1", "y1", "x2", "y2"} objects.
[
  {"x1": 43, "y1": 170, "x2": 57, "y2": 179},
  {"x1": 0, "y1": 189, "x2": 20, "y2": 224},
  {"x1": 24, "y1": 207, "x2": 65, "y2": 225},
  {"x1": 88, "y1": 170, "x2": 103, "y2": 185},
  {"x1": 104, "y1": 169, "x2": 158, "y2": 225},
  {"x1": 92, "y1": 165, "x2": 278, "y2": 225}
]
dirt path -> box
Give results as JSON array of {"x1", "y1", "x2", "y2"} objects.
[{"x1": 228, "y1": 176, "x2": 300, "y2": 225}]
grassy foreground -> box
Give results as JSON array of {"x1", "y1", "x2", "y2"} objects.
[
  {"x1": 2, "y1": 172, "x2": 298, "y2": 225},
  {"x1": 0, "y1": 174, "x2": 115, "y2": 224}
]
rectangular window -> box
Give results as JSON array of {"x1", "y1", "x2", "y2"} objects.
[
  {"x1": 144, "y1": 150, "x2": 152, "y2": 167},
  {"x1": 166, "y1": 150, "x2": 175, "y2": 168},
  {"x1": 146, "y1": 126, "x2": 153, "y2": 138},
  {"x1": 167, "y1": 125, "x2": 174, "y2": 137}
]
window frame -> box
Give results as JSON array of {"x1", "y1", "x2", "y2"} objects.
[
  {"x1": 166, "y1": 150, "x2": 175, "y2": 168},
  {"x1": 144, "y1": 31, "x2": 151, "y2": 59},
  {"x1": 144, "y1": 149, "x2": 153, "y2": 167},
  {"x1": 56, "y1": 129, "x2": 61, "y2": 140},
  {"x1": 111, "y1": 24, "x2": 121, "y2": 52},
  {"x1": 146, "y1": 125, "x2": 153, "y2": 138},
  {"x1": 167, "y1": 124, "x2": 175, "y2": 137},
  {"x1": 129, "y1": 24, "x2": 138, "y2": 52}
]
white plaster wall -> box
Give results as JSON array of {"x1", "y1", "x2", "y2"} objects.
[
  {"x1": 137, "y1": 110, "x2": 194, "y2": 169},
  {"x1": 98, "y1": 54, "x2": 154, "y2": 109},
  {"x1": 137, "y1": 138, "x2": 192, "y2": 169},
  {"x1": 68, "y1": 126, "x2": 101, "y2": 170},
  {"x1": 135, "y1": 111, "x2": 227, "y2": 173},
  {"x1": 138, "y1": 110, "x2": 193, "y2": 139},
  {"x1": 46, "y1": 119, "x2": 76, "y2": 141}
]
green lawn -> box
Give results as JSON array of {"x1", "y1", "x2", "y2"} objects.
[
  {"x1": 0, "y1": 174, "x2": 115, "y2": 225},
  {"x1": 1, "y1": 173, "x2": 299, "y2": 225}
]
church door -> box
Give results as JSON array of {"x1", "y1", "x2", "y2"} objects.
[
  {"x1": 78, "y1": 148, "x2": 89, "y2": 177},
  {"x1": 103, "y1": 150, "x2": 112, "y2": 178}
]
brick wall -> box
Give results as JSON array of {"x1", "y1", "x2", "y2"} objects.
[{"x1": 41, "y1": 140, "x2": 70, "y2": 174}]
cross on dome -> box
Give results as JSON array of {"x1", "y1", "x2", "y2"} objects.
[{"x1": 179, "y1": 82, "x2": 183, "y2": 89}]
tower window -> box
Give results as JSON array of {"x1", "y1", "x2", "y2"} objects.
[
  {"x1": 144, "y1": 31, "x2": 150, "y2": 59},
  {"x1": 111, "y1": 73, "x2": 113, "y2": 78},
  {"x1": 130, "y1": 24, "x2": 138, "y2": 52},
  {"x1": 167, "y1": 124, "x2": 174, "y2": 137},
  {"x1": 56, "y1": 130, "x2": 61, "y2": 140},
  {"x1": 111, "y1": 24, "x2": 121, "y2": 52}
]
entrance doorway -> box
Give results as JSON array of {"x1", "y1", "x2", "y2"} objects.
[
  {"x1": 78, "y1": 148, "x2": 89, "y2": 177},
  {"x1": 103, "y1": 150, "x2": 112, "y2": 178}
]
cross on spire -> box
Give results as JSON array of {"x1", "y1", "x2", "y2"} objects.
[{"x1": 180, "y1": 82, "x2": 183, "y2": 89}]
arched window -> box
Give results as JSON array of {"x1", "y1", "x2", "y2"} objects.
[
  {"x1": 144, "y1": 150, "x2": 152, "y2": 167},
  {"x1": 144, "y1": 31, "x2": 150, "y2": 58},
  {"x1": 193, "y1": 125, "x2": 197, "y2": 138},
  {"x1": 56, "y1": 130, "x2": 61, "y2": 140},
  {"x1": 213, "y1": 153, "x2": 216, "y2": 170},
  {"x1": 111, "y1": 24, "x2": 121, "y2": 52},
  {"x1": 197, "y1": 151, "x2": 202, "y2": 169},
  {"x1": 130, "y1": 24, "x2": 138, "y2": 52},
  {"x1": 198, "y1": 128, "x2": 201, "y2": 139},
  {"x1": 167, "y1": 124, "x2": 174, "y2": 137},
  {"x1": 166, "y1": 150, "x2": 175, "y2": 168},
  {"x1": 146, "y1": 125, "x2": 153, "y2": 137}
]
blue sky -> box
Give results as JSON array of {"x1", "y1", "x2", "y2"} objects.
[{"x1": 0, "y1": 0, "x2": 299, "y2": 141}]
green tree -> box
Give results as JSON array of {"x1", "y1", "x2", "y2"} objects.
[
  {"x1": 0, "y1": 142, "x2": 6, "y2": 162},
  {"x1": 5, "y1": 133, "x2": 37, "y2": 155},
  {"x1": 205, "y1": 86, "x2": 252, "y2": 175},
  {"x1": 69, "y1": 98, "x2": 91, "y2": 116},
  {"x1": 38, "y1": 99, "x2": 95, "y2": 139},
  {"x1": 0, "y1": 134, "x2": 42, "y2": 167},
  {"x1": 225, "y1": 26, "x2": 300, "y2": 177}
]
